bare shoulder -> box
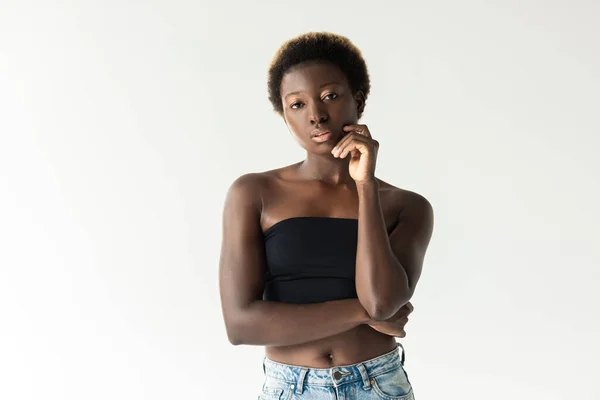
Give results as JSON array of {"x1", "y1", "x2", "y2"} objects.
[
  {"x1": 230, "y1": 162, "x2": 301, "y2": 190},
  {"x1": 227, "y1": 172, "x2": 264, "y2": 198},
  {"x1": 226, "y1": 164, "x2": 297, "y2": 207},
  {"x1": 228, "y1": 171, "x2": 271, "y2": 191},
  {"x1": 375, "y1": 178, "x2": 434, "y2": 217},
  {"x1": 224, "y1": 172, "x2": 268, "y2": 217}
]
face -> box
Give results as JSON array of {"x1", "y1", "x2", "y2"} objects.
[{"x1": 280, "y1": 61, "x2": 364, "y2": 153}]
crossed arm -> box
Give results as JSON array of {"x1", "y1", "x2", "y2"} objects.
[
  {"x1": 219, "y1": 174, "x2": 434, "y2": 346},
  {"x1": 355, "y1": 180, "x2": 434, "y2": 321}
]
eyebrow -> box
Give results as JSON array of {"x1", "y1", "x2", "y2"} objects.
[{"x1": 283, "y1": 81, "x2": 341, "y2": 99}]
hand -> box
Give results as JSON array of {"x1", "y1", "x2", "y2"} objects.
[
  {"x1": 330, "y1": 124, "x2": 379, "y2": 183},
  {"x1": 366, "y1": 302, "x2": 414, "y2": 338}
]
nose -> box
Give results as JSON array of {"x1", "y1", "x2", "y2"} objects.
[{"x1": 309, "y1": 103, "x2": 328, "y2": 125}]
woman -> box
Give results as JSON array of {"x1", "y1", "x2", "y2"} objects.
[{"x1": 219, "y1": 32, "x2": 434, "y2": 399}]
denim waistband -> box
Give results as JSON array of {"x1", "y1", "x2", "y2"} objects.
[{"x1": 262, "y1": 343, "x2": 405, "y2": 389}]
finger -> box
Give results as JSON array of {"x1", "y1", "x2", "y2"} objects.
[
  {"x1": 390, "y1": 314, "x2": 409, "y2": 325},
  {"x1": 350, "y1": 148, "x2": 361, "y2": 159},
  {"x1": 339, "y1": 139, "x2": 370, "y2": 159},
  {"x1": 338, "y1": 137, "x2": 371, "y2": 159},
  {"x1": 332, "y1": 132, "x2": 366, "y2": 156},
  {"x1": 343, "y1": 124, "x2": 372, "y2": 139},
  {"x1": 331, "y1": 133, "x2": 354, "y2": 156}
]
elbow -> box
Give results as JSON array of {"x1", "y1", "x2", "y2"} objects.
[
  {"x1": 225, "y1": 322, "x2": 242, "y2": 345},
  {"x1": 364, "y1": 302, "x2": 396, "y2": 322},
  {"x1": 361, "y1": 291, "x2": 413, "y2": 321},
  {"x1": 224, "y1": 313, "x2": 248, "y2": 346},
  {"x1": 224, "y1": 303, "x2": 258, "y2": 346},
  {"x1": 359, "y1": 294, "x2": 392, "y2": 321},
  {"x1": 226, "y1": 328, "x2": 243, "y2": 346}
]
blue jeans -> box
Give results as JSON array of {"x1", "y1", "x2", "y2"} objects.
[{"x1": 259, "y1": 343, "x2": 414, "y2": 399}]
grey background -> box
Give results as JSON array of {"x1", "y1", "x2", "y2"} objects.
[{"x1": 1, "y1": 1, "x2": 598, "y2": 399}]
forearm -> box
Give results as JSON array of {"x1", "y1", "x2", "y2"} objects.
[
  {"x1": 227, "y1": 298, "x2": 371, "y2": 346},
  {"x1": 356, "y1": 180, "x2": 411, "y2": 320}
]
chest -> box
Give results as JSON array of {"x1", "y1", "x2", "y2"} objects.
[{"x1": 261, "y1": 182, "x2": 400, "y2": 235}]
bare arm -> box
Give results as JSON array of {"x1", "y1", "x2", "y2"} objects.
[
  {"x1": 355, "y1": 181, "x2": 434, "y2": 321},
  {"x1": 219, "y1": 173, "x2": 371, "y2": 346},
  {"x1": 228, "y1": 298, "x2": 371, "y2": 346}
]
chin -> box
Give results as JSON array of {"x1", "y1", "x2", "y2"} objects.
[{"x1": 309, "y1": 139, "x2": 336, "y2": 149}]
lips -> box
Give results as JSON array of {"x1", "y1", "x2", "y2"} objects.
[
  {"x1": 311, "y1": 129, "x2": 331, "y2": 138},
  {"x1": 312, "y1": 132, "x2": 332, "y2": 142}
]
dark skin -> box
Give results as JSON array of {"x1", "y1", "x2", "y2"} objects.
[{"x1": 219, "y1": 61, "x2": 434, "y2": 367}]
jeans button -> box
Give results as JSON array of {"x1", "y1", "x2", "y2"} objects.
[{"x1": 333, "y1": 371, "x2": 342, "y2": 380}]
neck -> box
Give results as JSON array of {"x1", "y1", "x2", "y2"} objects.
[{"x1": 298, "y1": 152, "x2": 354, "y2": 186}]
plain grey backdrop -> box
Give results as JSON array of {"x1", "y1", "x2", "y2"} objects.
[{"x1": 1, "y1": 1, "x2": 599, "y2": 399}]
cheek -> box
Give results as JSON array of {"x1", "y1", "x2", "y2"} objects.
[
  {"x1": 284, "y1": 117, "x2": 306, "y2": 139},
  {"x1": 285, "y1": 115, "x2": 299, "y2": 129},
  {"x1": 336, "y1": 98, "x2": 358, "y2": 117}
]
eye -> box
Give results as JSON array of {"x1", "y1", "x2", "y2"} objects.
[
  {"x1": 290, "y1": 101, "x2": 304, "y2": 109},
  {"x1": 324, "y1": 93, "x2": 338, "y2": 100}
]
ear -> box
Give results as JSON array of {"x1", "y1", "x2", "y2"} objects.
[{"x1": 355, "y1": 90, "x2": 366, "y2": 116}]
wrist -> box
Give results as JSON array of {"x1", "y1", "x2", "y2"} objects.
[{"x1": 355, "y1": 178, "x2": 378, "y2": 189}]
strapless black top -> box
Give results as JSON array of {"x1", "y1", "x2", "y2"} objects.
[{"x1": 262, "y1": 217, "x2": 359, "y2": 304}]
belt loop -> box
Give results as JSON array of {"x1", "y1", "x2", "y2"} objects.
[
  {"x1": 295, "y1": 367, "x2": 308, "y2": 394},
  {"x1": 355, "y1": 363, "x2": 372, "y2": 390},
  {"x1": 397, "y1": 342, "x2": 406, "y2": 366}
]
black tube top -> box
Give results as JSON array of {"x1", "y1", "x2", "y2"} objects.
[{"x1": 262, "y1": 216, "x2": 359, "y2": 304}]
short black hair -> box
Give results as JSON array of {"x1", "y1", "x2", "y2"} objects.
[{"x1": 267, "y1": 32, "x2": 371, "y2": 119}]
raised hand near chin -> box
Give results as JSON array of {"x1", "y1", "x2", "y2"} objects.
[{"x1": 330, "y1": 124, "x2": 379, "y2": 183}]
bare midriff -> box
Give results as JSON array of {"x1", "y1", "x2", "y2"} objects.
[{"x1": 265, "y1": 324, "x2": 398, "y2": 368}]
